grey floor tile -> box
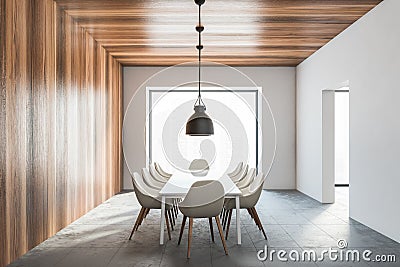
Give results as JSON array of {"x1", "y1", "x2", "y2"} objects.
[
  {"x1": 161, "y1": 246, "x2": 211, "y2": 266},
  {"x1": 56, "y1": 248, "x2": 118, "y2": 267},
  {"x1": 107, "y1": 246, "x2": 164, "y2": 267},
  {"x1": 271, "y1": 212, "x2": 313, "y2": 225},
  {"x1": 299, "y1": 210, "x2": 348, "y2": 225},
  {"x1": 38, "y1": 224, "x2": 131, "y2": 248},
  {"x1": 7, "y1": 247, "x2": 72, "y2": 267},
  {"x1": 248, "y1": 224, "x2": 299, "y2": 249},
  {"x1": 281, "y1": 224, "x2": 338, "y2": 248},
  {"x1": 72, "y1": 208, "x2": 138, "y2": 225},
  {"x1": 211, "y1": 246, "x2": 263, "y2": 267},
  {"x1": 316, "y1": 224, "x2": 400, "y2": 248}
]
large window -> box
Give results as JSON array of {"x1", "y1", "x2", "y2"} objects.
[{"x1": 146, "y1": 87, "x2": 262, "y2": 177}]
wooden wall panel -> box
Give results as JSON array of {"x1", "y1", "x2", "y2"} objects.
[
  {"x1": 0, "y1": 0, "x2": 122, "y2": 266},
  {"x1": 55, "y1": 4, "x2": 68, "y2": 231},
  {"x1": 5, "y1": 0, "x2": 30, "y2": 262},
  {"x1": 0, "y1": 0, "x2": 7, "y2": 265}
]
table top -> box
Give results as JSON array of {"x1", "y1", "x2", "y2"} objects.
[{"x1": 159, "y1": 172, "x2": 242, "y2": 197}]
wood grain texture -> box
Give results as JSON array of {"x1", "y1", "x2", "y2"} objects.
[
  {"x1": 0, "y1": 0, "x2": 6, "y2": 265},
  {"x1": 55, "y1": 0, "x2": 382, "y2": 66},
  {"x1": 0, "y1": 0, "x2": 122, "y2": 265}
]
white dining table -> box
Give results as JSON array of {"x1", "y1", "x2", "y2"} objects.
[{"x1": 159, "y1": 172, "x2": 242, "y2": 245}]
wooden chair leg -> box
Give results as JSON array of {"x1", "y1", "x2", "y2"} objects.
[
  {"x1": 174, "y1": 199, "x2": 179, "y2": 217},
  {"x1": 178, "y1": 215, "x2": 187, "y2": 245},
  {"x1": 248, "y1": 208, "x2": 261, "y2": 230},
  {"x1": 136, "y1": 208, "x2": 146, "y2": 228},
  {"x1": 171, "y1": 209, "x2": 176, "y2": 225},
  {"x1": 167, "y1": 210, "x2": 174, "y2": 230},
  {"x1": 172, "y1": 200, "x2": 176, "y2": 216},
  {"x1": 129, "y1": 207, "x2": 145, "y2": 240},
  {"x1": 187, "y1": 218, "x2": 193, "y2": 259},
  {"x1": 225, "y1": 209, "x2": 233, "y2": 240},
  {"x1": 165, "y1": 210, "x2": 171, "y2": 240},
  {"x1": 137, "y1": 208, "x2": 147, "y2": 229},
  {"x1": 221, "y1": 210, "x2": 228, "y2": 229},
  {"x1": 251, "y1": 208, "x2": 262, "y2": 230},
  {"x1": 247, "y1": 208, "x2": 254, "y2": 218},
  {"x1": 144, "y1": 208, "x2": 150, "y2": 218},
  {"x1": 138, "y1": 208, "x2": 148, "y2": 227},
  {"x1": 252, "y1": 208, "x2": 267, "y2": 240},
  {"x1": 209, "y1": 218, "x2": 215, "y2": 242},
  {"x1": 215, "y1": 216, "x2": 228, "y2": 255}
]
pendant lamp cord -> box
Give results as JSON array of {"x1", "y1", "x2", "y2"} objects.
[
  {"x1": 198, "y1": 4, "x2": 201, "y2": 100},
  {"x1": 196, "y1": 1, "x2": 205, "y2": 107}
]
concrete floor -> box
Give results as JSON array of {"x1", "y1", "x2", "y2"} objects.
[{"x1": 8, "y1": 188, "x2": 400, "y2": 267}]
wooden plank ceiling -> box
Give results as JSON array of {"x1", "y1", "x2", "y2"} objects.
[{"x1": 56, "y1": 0, "x2": 382, "y2": 66}]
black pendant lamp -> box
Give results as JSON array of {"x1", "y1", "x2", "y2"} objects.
[{"x1": 186, "y1": 0, "x2": 214, "y2": 136}]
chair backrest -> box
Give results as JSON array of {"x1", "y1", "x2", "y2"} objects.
[
  {"x1": 179, "y1": 180, "x2": 225, "y2": 218},
  {"x1": 132, "y1": 172, "x2": 159, "y2": 196},
  {"x1": 189, "y1": 159, "x2": 209, "y2": 177},
  {"x1": 149, "y1": 164, "x2": 168, "y2": 183},
  {"x1": 131, "y1": 172, "x2": 161, "y2": 209},
  {"x1": 230, "y1": 164, "x2": 248, "y2": 183},
  {"x1": 249, "y1": 172, "x2": 266, "y2": 193},
  {"x1": 142, "y1": 168, "x2": 165, "y2": 190},
  {"x1": 227, "y1": 162, "x2": 243, "y2": 177},
  {"x1": 239, "y1": 172, "x2": 266, "y2": 209},
  {"x1": 154, "y1": 162, "x2": 172, "y2": 178},
  {"x1": 236, "y1": 168, "x2": 256, "y2": 189}
]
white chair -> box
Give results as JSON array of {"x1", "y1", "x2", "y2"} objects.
[
  {"x1": 142, "y1": 168, "x2": 177, "y2": 228},
  {"x1": 236, "y1": 168, "x2": 256, "y2": 190},
  {"x1": 224, "y1": 173, "x2": 267, "y2": 240},
  {"x1": 149, "y1": 165, "x2": 180, "y2": 219},
  {"x1": 188, "y1": 159, "x2": 209, "y2": 177},
  {"x1": 154, "y1": 162, "x2": 172, "y2": 178},
  {"x1": 230, "y1": 164, "x2": 248, "y2": 183},
  {"x1": 129, "y1": 172, "x2": 173, "y2": 240},
  {"x1": 221, "y1": 165, "x2": 249, "y2": 225},
  {"x1": 178, "y1": 180, "x2": 228, "y2": 258},
  {"x1": 222, "y1": 168, "x2": 255, "y2": 230},
  {"x1": 142, "y1": 168, "x2": 165, "y2": 190},
  {"x1": 227, "y1": 162, "x2": 243, "y2": 177},
  {"x1": 149, "y1": 164, "x2": 169, "y2": 183}
]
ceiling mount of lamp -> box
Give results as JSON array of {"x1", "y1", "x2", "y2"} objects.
[{"x1": 185, "y1": 0, "x2": 214, "y2": 136}]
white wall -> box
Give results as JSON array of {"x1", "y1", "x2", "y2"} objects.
[
  {"x1": 123, "y1": 66, "x2": 296, "y2": 190},
  {"x1": 296, "y1": 0, "x2": 400, "y2": 242}
]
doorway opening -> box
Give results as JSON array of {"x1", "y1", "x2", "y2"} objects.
[
  {"x1": 333, "y1": 88, "x2": 349, "y2": 210},
  {"x1": 335, "y1": 89, "x2": 349, "y2": 187},
  {"x1": 321, "y1": 85, "x2": 349, "y2": 204}
]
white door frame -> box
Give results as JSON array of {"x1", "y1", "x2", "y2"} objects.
[
  {"x1": 321, "y1": 81, "x2": 349, "y2": 204},
  {"x1": 322, "y1": 89, "x2": 335, "y2": 204}
]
